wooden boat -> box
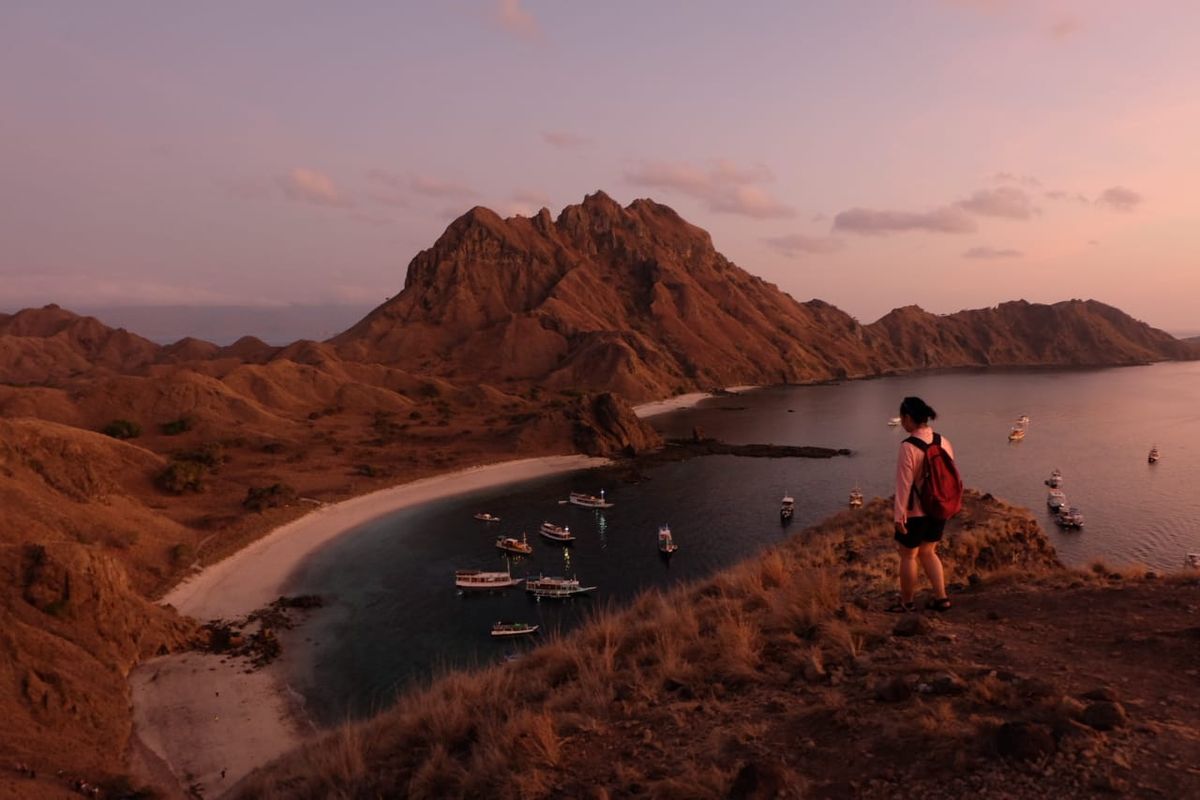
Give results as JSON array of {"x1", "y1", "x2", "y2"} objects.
[
  {"x1": 569, "y1": 491, "x2": 613, "y2": 509},
  {"x1": 473, "y1": 512, "x2": 501, "y2": 523},
  {"x1": 1016, "y1": 415, "x2": 1030, "y2": 425},
  {"x1": 495, "y1": 533, "x2": 533, "y2": 555},
  {"x1": 1008, "y1": 425, "x2": 1026, "y2": 442},
  {"x1": 525, "y1": 575, "x2": 596, "y2": 599},
  {"x1": 1046, "y1": 489, "x2": 1067, "y2": 511},
  {"x1": 888, "y1": 417, "x2": 901, "y2": 427},
  {"x1": 780, "y1": 494, "x2": 795, "y2": 522},
  {"x1": 1185, "y1": 553, "x2": 1200, "y2": 570},
  {"x1": 1148, "y1": 446, "x2": 1160, "y2": 464},
  {"x1": 657, "y1": 524, "x2": 678, "y2": 554},
  {"x1": 1054, "y1": 507, "x2": 1084, "y2": 529},
  {"x1": 538, "y1": 522, "x2": 575, "y2": 543},
  {"x1": 1044, "y1": 469, "x2": 1063, "y2": 488},
  {"x1": 455, "y1": 569, "x2": 523, "y2": 590},
  {"x1": 491, "y1": 621, "x2": 539, "y2": 638},
  {"x1": 848, "y1": 487, "x2": 864, "y2": 508}
]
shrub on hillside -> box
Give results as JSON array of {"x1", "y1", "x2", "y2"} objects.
[
  {"x1": 173, "y1": 442, "x2": 225, "y2": 470},
  {"x1": 157, "y1": 460, "x2": 208, "y2": 494},
  {"x1": 160, "y1": 416, "x2": 195, "y2": 436},
  {"x1": 102, "y1": 419, "x2": 141, "y2": 439},
  {"x1": 243, "y1": 483, "x2": 298, "y2": 512}
]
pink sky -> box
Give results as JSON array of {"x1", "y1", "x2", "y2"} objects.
[{"x1": 2, "y1": 1, "x2": 1197, "y2": 331}]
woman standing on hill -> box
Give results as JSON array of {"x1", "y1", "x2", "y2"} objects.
[{"x1": 888, "y1": 396, "x2": 957, "y2": 613}]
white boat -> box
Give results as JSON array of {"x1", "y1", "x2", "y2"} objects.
[
  {"x1": 538, "y1": 521, "x2": 575, "y2": 543},
  {"x1": 1008, "y1": 425, "x2": 1026, "y2": 442},
  {"x1": 455, "y1": 569, "x2": 523, "y2": 590},
  {"x1": 473, "y1": 512, "x2": 501, "y2": 523},
  {"x1": 495, "y1": 533, "x2": 533, "y2": 555},
  {"x1": 525, "y1": 575, "x2": 596, "y2": 599},
  {"x1": 780, "y1": 494, "x2": 795, "y2": 522},
  {"x1": 657, "y1": 524, "x2": 678, "y2": 554},
  {"x1": 848, "y1": 486, "x2": 864, "y2": 508},
  {"x1": 1055, "y1": 507, "x2": 1084, "y2": 529},
  {"x1": 887, "y1": 417, "x2": 901, "y2": 427},
  {"x1": 1185, "y1": 553, "x2": 1200, "y2": 570},
  {"x1": 1148, "y1": 446, "x2": 1160, "y2": 464},
  {"x1": 1046, "y1": 489, "x2": 1067, "y2": 511},
  {"x1": 569, "y1": 490, "x2": 613, "y2": 509},
  {"x1": 1044, "y1": 469, "x2": 1063, "y2": 488},
  {"x1": 491, "y1": 621, "x2": 539, "y2": 638},
  {"x1": 1016, "y1": 415, "x2": 1030, "y2": 425}
]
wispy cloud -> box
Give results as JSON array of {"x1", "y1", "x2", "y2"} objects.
[
  {"x1": 832, "y1": 206, "x2": 976, "y2": 235},
  {"x1": 541, "y1": 131, "x2": 592, "y2": 149},
  {"x1": 992, "y1": 172, "x2": 1042, "y2": 189},
  {"x1": 1044, "y1": 189, "x2": 1090, "y2": 204},
  {"x1": 1095, "y1": 185, "x2": 1143, "y2": 212},
  {"x1": 366, "y1": 169, "x2": 478, "y2": 204},
  {"x1": 494, "y1": 0, "x2": 541, "y2": 40},
  {"x1": 277, "y1": 168, "x2": 352, "y2": 208},
  {"x1": 957, "y1": 186, "x2": 1038, "y2": 219},
  {"x1": 763, "y1": 234, "x2": 845, "y2": 257},
  {"x1": 504, "y1": 189, "x2": 551, "y2": 216},
  {"x1": 624, "y1": 159, "x2": 794, "y2": 219},
  {"x1": 963, "y1": 246, "x2": 1023, "y2": 259},
  {"x1": 1048, "y1": 16, "x2": 1082, "y2": 40}
]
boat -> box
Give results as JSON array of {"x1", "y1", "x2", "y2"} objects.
[
  {"x1": 1008, "y1": 425, "x2": 1025, "y2": 442},
  {"x1": 473, "y1": 512, "x2": 501, "y2": 523},
  {"x1": 455, "y1": 569, "x2": 523, "y2": 590},
  {"x1": 1148, "y1": 446, "x2": 1160, "y2": 464},
  {"x1": 1016, "y1": 415, "x2": 1030, "y2": 425},
  {"x1": 525, "y1": 575, "x2": 597, "y2": 599},
  {"x1": 569, "y1": 490, "x2": 613, "y2": 509},
  {"x1": 1044, "y1": 469, "x2": 1063, "y2": 488},
  {"x1": 657, "y1": 524, "x2": 678, "y2": 554},
  {"x1": 1185, "y1": 553, "x2": 1200, "y2": 570},
  {"x1": 848, "y1": 486, "x2": 864, "y2": 508},
  {"x1": 491, "y1": 621, "x2": 539, "y2": 638},
  {"x1": 780, "y1": 494, "x2": 795, "y2": 522},
  {"x1": 887, "y1": 417, "x2": 901, "y2": 427},
  {"x1": 495, "y1": 533, "x2": 533, "y2": 555},
  {"x1": 538, "y1": 521, "x2": 575, "y2": 543},
  {"x1": 1046, "y1": 489, "x2": 1067, "y2": 511},
  {"x1": 1055, "y1": 507, "x2": 1084, "y2": 529}
]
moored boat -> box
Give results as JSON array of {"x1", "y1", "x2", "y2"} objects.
[
  {"x1": 455, "y1": 569, "x2": 523, "y2": 590},
  {"x1": 1016, "y1": 414, "x2": 1030, "y2": 425},
  {"x1": 1044, "y1": 469, "x2": 1063, "y2": 488},
  {"x1": 1055, "y1": 507, "x2": 1084, "y2": 529},
  {"x1": 538, "y1": 522, "x2": 575, "y2": 543},
  {"x1": 888, "y1": 417, "x2": 901, "y2": 427},
  {"x1": 473, "y1": 512, "x2": 501, "y2": 523},
  {"x1": 495, "y1": 533, "x2": 533, "y2": 555},
  {"x1": 1046, "y1": 489, "x2": 1067, "y2": 511},
  {"x1": 525, "y1": 575, "x2": 596, "y2": 598},
  {"x1": 848, "y1": 486, "x2": 864, "y2": 508},
  {"x1": 657, "y1": 524, "x2": 678, "y2": 554},
  {"x1": 491, "y1": 621, "x2": 539, "y2": 638},
  {"x1": 569, "y1": 490, "x2": 613, "y2": 509},
  {"x1": 780, "y1": 494, "x2": 795, "y2": 522},
  {"x1": 1185, "y1": 553, "x2": 1200, "y2": 570},
  {"x1": 1008, "y1": 425, "x2": 1025, "y2": 442},
  {"x1": 1148, "y1": 446, "x2": 1160, "y2": 464}
]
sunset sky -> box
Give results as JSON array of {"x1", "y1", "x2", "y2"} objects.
[{"x1": 3, "y1": 0, "x2": 1198, "y2": 332}]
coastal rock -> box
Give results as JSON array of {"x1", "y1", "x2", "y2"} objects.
[
  {"x1": 994, "y1": 722, "x2": 1057, "y2": 761},
  {"x1": 1081, "y1": 701, "x2": 1128, "y2": 730}
]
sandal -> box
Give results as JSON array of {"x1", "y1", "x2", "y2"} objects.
[
  {"x1": 885, "y1": 601, "x2": 917, "y2": 614},
  {"x1": 926, "y1": 597, "x2": 952, "y2": 612}
]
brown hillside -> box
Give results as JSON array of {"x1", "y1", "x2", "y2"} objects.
[
  {"x1": 330, "y1": 193, "x2": 1194, "y2": 400},
  {"x1": 235, "y1": 492, "x2": 1200, "y2": 800}
]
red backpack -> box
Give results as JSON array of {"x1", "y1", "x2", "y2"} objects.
[{"x1": 905, "y1": 433, "x2": 963, "y2": 521}]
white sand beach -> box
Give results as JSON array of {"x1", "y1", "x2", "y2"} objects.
[
  {"x1": 131, "y1": 454, "x2": 608, "y2": 798},
  {"x1": 633, "y1": 385, "x2": 762, "y2": 419}
]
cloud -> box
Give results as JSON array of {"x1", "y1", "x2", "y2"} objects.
[
  {"x1": 1095, "y1": 185, "x2": 1143, "y2": 212},
  {"x1": 992, "y1": 172, "x2": 1042, "y2": 188},
  {"x1": 1044, "y1": 189, "x2": 1090, "y2": 204},
  {"x1": 763, "y1": 234, "x2": 845, "y2": 257},
  {"x1": 957, "y1": 186, "x2": 1038, "y2": 219},
  {"x1": 832, "y1": 206, "x2": 977, "y2": 235},
  {"x1": 409, "y1": 174, "x2": 479, "y2": 199},
  {"x1": 366, "y1": 169, "x2": 478, "y2": 204},
  {"x1": 541, "y1": 131, "x2": 592, "y2": 149},
  {"x1": 277, "y1": 168, "x2": 352, "y2": 208},
  {"x1": 504, "y1": 189, "x2": 552, "y2": 216},
  {"x1": 1048, "y1": 17, "x2": 1082, "y2": 39},
  {"x1": 347, "y1": 212, "x2": 394, "y2": 227},
  {"x1": 624, "y1": 159, "x2": 794, "y2": 219},
  {"x1": 494, "y1": 0, "x2": 541, "y2": 39},
  {"x1": 963, "y1": 246, "x2": 1023, "y2": 259},
  {"x1": 0, "y1": 272, "x2": 267, "y2": 308}
]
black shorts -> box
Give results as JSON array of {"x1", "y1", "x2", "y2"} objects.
[{"x1": 895, "y1": 516, "x2": 946, "y2": 549}]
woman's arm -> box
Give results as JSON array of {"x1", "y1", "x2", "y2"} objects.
[{"x1": 894, "y1": 442, "x2": 917, "y2": 524}]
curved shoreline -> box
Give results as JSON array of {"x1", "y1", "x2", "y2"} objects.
[{"x1": 133, "y1": 453, "x2": 609, "y2": 798}]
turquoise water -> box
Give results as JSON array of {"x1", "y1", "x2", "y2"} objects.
[{"x1": 284, "y1": 362, "x2": 1200, "y2": 723}]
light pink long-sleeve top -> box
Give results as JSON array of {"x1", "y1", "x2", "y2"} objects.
[{"x1": 894, "y1": 425, "x2": 955, "y2": 523}]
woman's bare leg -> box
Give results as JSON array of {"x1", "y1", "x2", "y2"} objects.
[
  {"x1": 918, "y1": 542, "x2": 947, "y2": 600},
  {"x1": 897, "y1": 543, "x2": 919, "y2": 604}
]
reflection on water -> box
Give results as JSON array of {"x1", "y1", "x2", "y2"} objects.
[{"x1": 285, "y1": 362, "x2": 1200, "y2": 724}]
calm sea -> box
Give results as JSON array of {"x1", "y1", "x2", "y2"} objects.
[{"x1": 284, "y1": 362, "x2": 1200, "y2": 724}]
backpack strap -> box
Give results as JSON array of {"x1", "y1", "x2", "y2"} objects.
[
  {"x1": 903, "y1": 436, "x2": 926, "y2": 510},
  {"x1": 904, "y1": 435, "x2": 929, "y2": 451}
]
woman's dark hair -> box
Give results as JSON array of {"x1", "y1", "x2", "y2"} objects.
[{"x1": 900, "y1": 396, "x2": 937, "y2": 424}]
